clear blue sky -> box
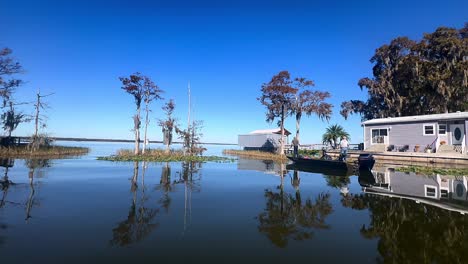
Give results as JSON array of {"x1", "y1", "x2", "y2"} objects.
[{"x1": 1, "y1": 0, "x2": 467, "y2": 143}]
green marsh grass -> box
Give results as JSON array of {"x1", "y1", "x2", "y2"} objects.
[
  {"x1": 98, "y1": 148, "x2": 235, "y2": 163},
  {"x1": 396, "y1": 165, "x2": 468, "y2": 176},
  {"x1": 222, "y1": 149, "x2": 288, "y2": 161},
  {"x1": 0, "y1": 145, "x2": 89, "y2": 158}
]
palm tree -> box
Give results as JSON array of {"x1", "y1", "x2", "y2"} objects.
[{"x1": 322, "y1": 124, "x2": 350, "y2": 149}]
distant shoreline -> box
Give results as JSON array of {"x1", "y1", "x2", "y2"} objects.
[{"x1": 17, "y1": 136, "x2": 237, "y2": 146}]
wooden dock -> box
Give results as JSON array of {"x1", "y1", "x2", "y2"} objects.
[{"x1": 327, "y1": 150, "x2": 468, "y2": 167}]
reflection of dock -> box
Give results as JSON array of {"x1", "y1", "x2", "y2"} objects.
[{"x1": 361, "y1": 168, "x2": 468, "y2": 214}]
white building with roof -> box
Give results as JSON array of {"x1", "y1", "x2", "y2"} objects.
[
  {"x1": 362, "y1": 111, "x2": 468, "y2": 154},
  {"x1": 238, "y1": 128, "x2": 291, "y2": 151}
]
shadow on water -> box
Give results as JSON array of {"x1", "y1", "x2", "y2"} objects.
[
  {"x1": 340, "y1": 168, "x2": 468, "y2": 263},
  {"x1": 257, "y1": 165, "x2": 334, "y2": 248}
]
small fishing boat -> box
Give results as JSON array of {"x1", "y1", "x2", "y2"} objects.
[{"x1": 287, "y1": 153, "x2": 375, "y2": 173}]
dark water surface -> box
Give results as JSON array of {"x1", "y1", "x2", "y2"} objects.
[{"x1": 1, "y1": 143, "x2": 468, "y2": 263}]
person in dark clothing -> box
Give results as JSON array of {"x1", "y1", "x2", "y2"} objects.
[{"x1": 292, "y1": 137, "x2": 299, "y2": 158}]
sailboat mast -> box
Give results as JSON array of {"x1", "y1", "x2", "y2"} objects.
[{"x1": 188, "y1": 81, "x2": 191, "y2": 129}]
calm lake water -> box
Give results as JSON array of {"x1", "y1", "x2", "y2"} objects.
[{"x1": 1, "y1": 142, "x2": 468, "y2": 263}]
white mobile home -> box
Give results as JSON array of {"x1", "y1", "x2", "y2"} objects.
[
  {"x1": 362, "y1": 112, "x2": 468, "y2": 154},
  {"x1": 238, "y1": 128, "x2": 291, "y2": 151}
]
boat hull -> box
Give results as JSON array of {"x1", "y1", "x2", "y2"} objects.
[
  {"x1": 287, "y1": 156, "x2": 353, "y2": 170},
  {"x1": 287, "y1": 153, "x2": 375, "y2": 174}
]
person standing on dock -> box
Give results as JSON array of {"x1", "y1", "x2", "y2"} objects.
[
  {"x1": 340, "y1": 136, "x2": 349, "y2": 161},
  {"x1": 292, "y1": 137, "x2": 299, "y2": 158}
]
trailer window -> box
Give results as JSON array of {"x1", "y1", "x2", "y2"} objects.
[{"x1": 423, "y1": 124, "x2": 435, "y2": 135}]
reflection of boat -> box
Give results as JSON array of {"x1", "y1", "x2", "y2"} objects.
[
  {"x1": 358, "y1": 169, "x2": 468, "y2": 214},
  {"x1": 287, "y1": 153, "x2": 375, "y2": 173},
  {"x1": 0, "y1": 158, "x2": 14, "y2": 168},
  {"x1": 286, "y1": 163, "x2": 354, "y2": 176}
]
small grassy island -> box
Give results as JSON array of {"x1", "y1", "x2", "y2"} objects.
[
  {"x1": 396, "y1": 166, "x2": 468, "y2": 176},
  {"x1": 98, "y1": 149, "x2": 235, "y2": 163},
  {"x1": 223, "y1": 149, "x2": 320, "y2": 161},
  {"x1": 0, "y1": 145, "x2": 89, "y2": 158},
  {"x1": 223, "y1": 149, "x2": 289, "y2": 161}
]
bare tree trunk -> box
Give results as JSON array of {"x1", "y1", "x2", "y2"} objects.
[
  {"x1": 295, "y1": 112, "x2": 301, "y2": 143},
  {"x1": 279, "y1": 104, "x2": 285, "y2": 155},
  {"x1": 142, "y1": 104, "x2": 150, "y2": 154},
  {"x1": 134, "y1": 106, "x2": 141, "y2": 155},
  {"x1": 32, "y1": 91, "x2": 40, "y2": 152}
]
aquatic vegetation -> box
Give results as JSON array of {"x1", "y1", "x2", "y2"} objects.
[
  {"x1": 396, "y1": 165, "x2": 468, "y2": 176},
  {"x1": 223, "y1": 149, "x2": 288, "y2": 161},
  {"x1": 98, "y1": 148, "x2": 234, "y2": 163},
  {"x1": 0, "y1": 145, "x2": 89, "y2": 158}
]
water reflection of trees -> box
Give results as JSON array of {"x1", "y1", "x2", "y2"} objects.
[
  {"x1": 111, "y1": 161, "x2": 204, "y2": 246},
  {"x1": 342, "y1": 192, "x2": 468, "y2": 264},
  {"x1": 110, "y1": 161, "x2": 159, "y2": 247},
  {"x1": 175, "y1": 161, "x2": 202, "y2": 234},
  {"x1": 258, "y1": 170, "x2": 333, "y2": 248},
  {"x1": 323, "y1": 175, "x2": 350, "y2": 189},
  {"x1": 156, "y1": 162, "x2": 173, "y2": 213},
  {"x1": 0, "y1": 158, "x2": 48, "y2": 223},
  {"x1": 24, "y1": 159, "x2": 50, "y2": 221},
  {"x1": 0, "y1": 158, "x2": 14, "y2": 208},
  {"x1": 0, "y1": 158, "x2": 12, "y2": 247}
]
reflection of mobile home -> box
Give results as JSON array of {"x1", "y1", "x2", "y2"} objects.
[{"x1": 361, "y1": 168, "x2": 468, "y2": 213}]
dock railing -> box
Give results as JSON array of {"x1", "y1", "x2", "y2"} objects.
[{"x1": 462, "y1": 135, "x2": 466, "y2": 155}]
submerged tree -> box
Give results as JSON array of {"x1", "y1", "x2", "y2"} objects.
[
  {"x1": 321, "y1": 124, "x2": 350, "y2": 149},
  {"x1": 341, "y1": 24, "x2": 468, "y2": 120},
  {"x1": 159, "y1": 99, "x2": 176, "y2": 153},
  {"x1": 259, "y1": 71, "x2": 298, "y2": 155}
]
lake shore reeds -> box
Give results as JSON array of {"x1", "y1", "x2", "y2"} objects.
[
  {"x1": 222, "y1": 149, "x2": 288, "y2": 161},
  {"x1": 0, "y1": 145, "x2": 89, "y2": 158},
  {"x1": 396, "y1": 165, "x2": 468, "y2": 176},
  {"x1": 98, "y1": 149, "x2": 235, "y2": 162}
]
